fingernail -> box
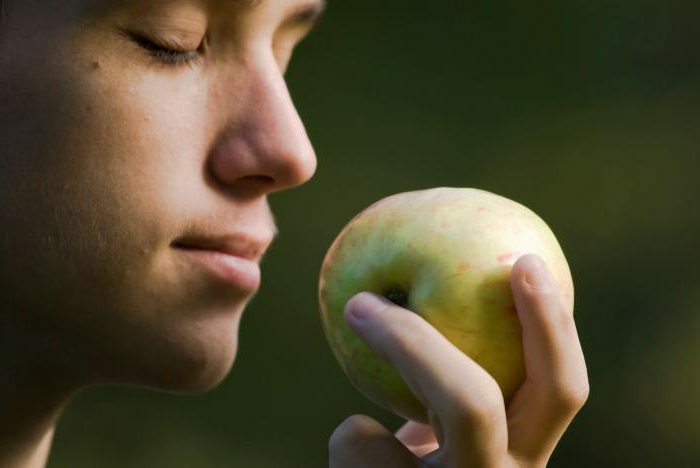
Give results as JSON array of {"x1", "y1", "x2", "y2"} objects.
[
  {"x1": 525, "y1": 256, "x2": 551, "y2": 291},
  {"x1": 345, "y1": 293, "x2": 389, "y2": 322}
]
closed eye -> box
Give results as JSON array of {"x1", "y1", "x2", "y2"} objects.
[{"x1": 126, "y1": 31, "x2": 203, "y2": 67}]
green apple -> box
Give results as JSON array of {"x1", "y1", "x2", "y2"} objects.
[{"x1": 318, "y1": 187, "x2": 574, "y2": 423}]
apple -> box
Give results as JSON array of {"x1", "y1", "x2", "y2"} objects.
[{"x1": 318, "y1": 187, "x2": 574, "y2": 423}]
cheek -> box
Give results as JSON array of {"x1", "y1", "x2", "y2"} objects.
[
  {"x1": 40, "y1": 47, "x2": 216, "y2": 243},
  {"x1": 0, "y1": 38, "x2": 212, "y2": 311}
]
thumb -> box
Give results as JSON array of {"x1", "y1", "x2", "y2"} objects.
[{"x1": 329, "y1": 414, "x2": 423, "y2": 468}]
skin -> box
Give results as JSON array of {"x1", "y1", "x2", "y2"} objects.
[{"x1": 0, "y1": 1, "x2": 588, "y2": 467}]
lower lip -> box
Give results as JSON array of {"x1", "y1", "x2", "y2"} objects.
[{"x1": 174, "y1": 247, "x2": 261, "y2": 292}]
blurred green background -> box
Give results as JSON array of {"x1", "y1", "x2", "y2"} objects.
[{"x1": 49, "y1": 0, "x2": 699, "y2": 466}]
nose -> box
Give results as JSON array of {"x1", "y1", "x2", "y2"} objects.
[{"x1": 207, "y1": 54, "x2": 317, "y2": 198}]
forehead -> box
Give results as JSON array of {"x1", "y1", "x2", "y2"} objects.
[
  {"x1": 103, "y1": 0, "x2": 323, "y2": 10},
  {"x1": 4, "y1": 0, "x2": 325, "y2": 16},
  {"x1": 103, "y1": 0, "x2": 327, "y2": 24},
  {"x1": 1, "y1": 0, "x2": 325, "y2": 43}
]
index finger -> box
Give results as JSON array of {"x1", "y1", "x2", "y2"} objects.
[{"x1": 344, "y1": 292, "x2": 509, "y2": 466}]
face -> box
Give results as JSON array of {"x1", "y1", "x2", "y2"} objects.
[{"x1": 0, "y1": 0, "x2": 321, "y2": 392}]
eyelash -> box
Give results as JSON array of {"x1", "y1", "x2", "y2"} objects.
[{"x1": 130, "y1": 34, "x2": 203, "y2": 67}]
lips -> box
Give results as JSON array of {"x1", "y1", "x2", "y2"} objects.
[
  {"x1": 171, "y1": 233, "x2": 272, "y2": 263},
  {"x1": 171, "y1": 232, "x2": 273, "y2": 292}
]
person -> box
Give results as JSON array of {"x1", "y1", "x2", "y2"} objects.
[{"x1": 0, "y1": 0, "x2": 589, "y2": 467}]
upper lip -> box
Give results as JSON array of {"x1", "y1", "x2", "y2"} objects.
[{"x1": 172, "y1": 232, "x2": 273, "y2": 262}]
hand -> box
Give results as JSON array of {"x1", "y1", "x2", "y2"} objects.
[{"x1": 329, "y1": 254, "x2": 589, "y2": 467}]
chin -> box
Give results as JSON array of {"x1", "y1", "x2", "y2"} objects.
[
  {"x1": 159, "y1": 337, "x2": 239, "y2": 395},
  {"x1": 116, "y1": 306, "x2": 245, "y2": 395}
]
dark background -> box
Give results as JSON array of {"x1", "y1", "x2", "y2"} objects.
[{"x1": 49, "y1": 1, "x2": 700, "y2": 466}]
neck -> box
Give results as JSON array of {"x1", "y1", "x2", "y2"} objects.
[{"x1": 0, "y1": 318, "x2": 82, "y2": 468}]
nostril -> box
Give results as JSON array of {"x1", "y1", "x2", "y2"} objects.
[
  {"x1": 240, "y1": 175, "x2": 275, "y2": 183},
  {"x1": 237, "y1": 175, "x2": 276, "y2": 191},
  {"x1": 217, "y1": 175, "x2": 277, "y2": 199}
]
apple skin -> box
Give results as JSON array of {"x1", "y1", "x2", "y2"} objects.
[{"x1": 318, "y1": 187, "x2": 574, "y2": 424}]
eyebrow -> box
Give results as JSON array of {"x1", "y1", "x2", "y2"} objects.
[
  {"x1": 225, "y1": 0, "x2": 263, "y2": 7},
  {"x1": 225, "y1": 0, "x2": 327, "y2": 26}
]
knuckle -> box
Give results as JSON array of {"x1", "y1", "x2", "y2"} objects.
[
  {"x1": 550, "y1": 380, "x2": 590, "y2": 412},
  {"x1": 328, "y1": 415, "x2": 371, "y2": 458},
  {"x1": 473, "y1": 393, "x2": 506, "y2": 426},
  {"x1": 447, "y1": 387, "x2": 505, "y2": 431}
]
